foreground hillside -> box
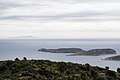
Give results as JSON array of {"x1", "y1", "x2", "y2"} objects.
[{"x1": 0, "y1": 58, "x2": 120, "y2": 80}]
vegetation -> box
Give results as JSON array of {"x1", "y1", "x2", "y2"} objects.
[{"x1": 0, "y1": 58, "x2": 120, "y2": 80}]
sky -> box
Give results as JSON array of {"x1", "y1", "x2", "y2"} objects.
[{"x1": 0, "y1": 0, "x2": 120, "y2": 39}]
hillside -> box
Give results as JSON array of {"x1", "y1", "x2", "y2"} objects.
[{"x1": 0, "y1": 58, "x2": 120, "y2": 80}]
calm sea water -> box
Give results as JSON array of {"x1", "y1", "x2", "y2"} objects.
[{"x1": 0, "y1": 39, "x2": 120, "y2": 71}]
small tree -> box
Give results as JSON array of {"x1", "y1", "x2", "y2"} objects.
[
  {"x1": 23, "y1": 57, "x2": 27, "y2": 60},
  {"x1": 105, "y1": 66, "x2": 109, "y2": 70},
  {"x1": 85, "y1": 63, "x2": 91, "y2": 71},
  {"x1": 106, "y1": 71, "x2": 116, "y2": 79},
  {"x1": 117, "y1": 68, "x2": 120, "y2": 73},
  {"x1": 15, "y1": 58, "x2": 19, "y2": 61}
]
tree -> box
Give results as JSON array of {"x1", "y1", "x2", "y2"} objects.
[
  {"x1": 106, "y1": 71, "x2": 116, "y2": 79},
  {"x1": 14, "y1": 58, "x2": 19, "y2": 61},
  {"x1": 105, "y1": 66, "x2": 109, "y2": 70},
  {"x1": 117, "y1": 68, "x2": 120, "y2": 73},
  {"x1": 23, "y1": 57, "x2": 27, "y2": 60},
  {"x1": 57, "y1": 62, "x2": 66, "y2": 72},
  {"x1": 85, "y1": 63, "x2": 91, "y2": 71},
  {"x1": 90, "y1": 70, "x2": 98, "y2": 78}
]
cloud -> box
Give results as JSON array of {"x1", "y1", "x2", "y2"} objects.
[
  {"x1": 1, "y1": 0, "x2": 120, "y2": 22},
  {"x1": 0, "y1": 0, "x2": 120, "y2": 22},
  {"x1": 0, "y1": 0, "x2": 120, "y2": 38},
  {"x1": 0, "y1": 11, "x2": 120, "y2": 22}
]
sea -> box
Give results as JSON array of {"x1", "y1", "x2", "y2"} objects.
[{"x1": 0, "y1": 39, "x2": 120, "y2": 71}]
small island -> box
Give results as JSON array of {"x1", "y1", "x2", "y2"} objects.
[
  {"x1": 38, "y1": 48, "x2": 116, "y2": 56},
  {"x1": 104, "y1": 55, "x2": 120, "y2": 61}
]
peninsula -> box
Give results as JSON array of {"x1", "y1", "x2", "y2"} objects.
[
  {"x1": 38, "y1": 48, "x2": 116, "y2": 56},
  {"x1": 104, "y1": 55, "x2": 120, "y2": 61}
]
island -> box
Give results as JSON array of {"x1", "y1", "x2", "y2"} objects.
[
  {"x1": 38, "y1": 48, "x2": 116, "y2": 56},
  {"x1": 104, "y1": 55, "x2": 120, "y2": 61},
  {"x1": 0, "y1": 58, "x2": 119, "y2": 80}
]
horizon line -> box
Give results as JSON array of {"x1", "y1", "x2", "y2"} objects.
[{"x1": 1, "y1": 38, "x2": 120, "y2": 41}]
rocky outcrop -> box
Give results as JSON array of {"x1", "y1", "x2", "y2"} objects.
[{"x1": 38, "y1": 48, "x2": 116, "y2": 56}]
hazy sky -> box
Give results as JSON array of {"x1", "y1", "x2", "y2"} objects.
[{"x1": 0, "y1": 0, "x2": 120, "y2": 39}]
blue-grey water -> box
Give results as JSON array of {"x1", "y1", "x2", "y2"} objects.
[{"x1": 0, "y1": 39, "x2": 120, "y2": 71}]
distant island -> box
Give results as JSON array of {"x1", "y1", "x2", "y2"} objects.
[
  {"x1": 0, "y1": 58, "x2": 119, "y2": 80},
  {"x1": 104, "y1": 55, "x2": 120, "y2": 61},
  {"x1": 9, "y1": 36, "x2": 39, "y2": 39},
  {"x1": 38, "y1": 48, "x2": 116, "y2": 56}
]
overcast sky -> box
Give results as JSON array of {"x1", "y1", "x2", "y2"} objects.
[{"x1": 0, "y1": 0, "x2": 120, "y2": 39}]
